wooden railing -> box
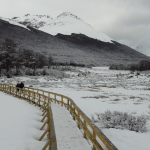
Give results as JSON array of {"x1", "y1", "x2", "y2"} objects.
[
  {"x1": 0, "y1": 84, "x2": 118, "y2": 150},
  {"x1": 0, "y1": 84, "x2": 54, "y2": 150}
]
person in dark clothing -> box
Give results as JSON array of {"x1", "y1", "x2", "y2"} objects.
[
  {"x1": 20, "y1": 82, "x2": 24, "y2": 93},
  {"x1": 16, "y1": 82, "x2": 20, "y2": 92},
  {"x1": 20, "y1": 82, "x2": 24, "y2": 89}
]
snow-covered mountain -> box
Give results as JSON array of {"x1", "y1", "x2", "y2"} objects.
[
  {"x1": 1, "y1": 13, "x2": 150, "y2": 66},
  {"x1": 0, "y1": 16, "x2": 28, "y2": 30},
  {"x1": 12, "y1": 14, "x2": 52, "y2": 29},
  {"x1": 12, "y1": 12, "x2": 112, "y2": 43},
  {"x1": 136, "y1": 45, "x2": 150, "y2": 56}
]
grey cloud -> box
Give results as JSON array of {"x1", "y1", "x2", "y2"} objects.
[{"x1": 93, "y1": 0, "x2": 150, "y2": 48}]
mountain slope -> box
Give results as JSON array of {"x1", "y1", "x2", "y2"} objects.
[
  {"x1": 12, "y1": 12, "x2": 112, "y2": 43},
  {"x1": 136, "y1": 45, "x2": 150, "y2": 56},
  {"x1": 40, "y1": 12, "x2": 113, "y2": 43},
  {"x1": 12, "y1": 14, "x2": 52, "y2": 29},
  {"x1": 0, "y1": 18, "x2": 149, "y2": 66},
  {"x1": 0, "y1": 16, "x2": 28, "y2": 30}
]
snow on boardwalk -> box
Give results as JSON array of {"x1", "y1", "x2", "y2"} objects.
[
  {"x1": 0, "y1": 91, "x2": 46, "y2": 150},
  {"x1": 51, "y1": 103, "x2": 91, "y2": 150}
]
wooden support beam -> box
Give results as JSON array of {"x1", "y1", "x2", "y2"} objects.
[
  {"x1": 42, "y1": 110, "x2": 47, "y2": 116},
  {"x1": 41, "y1": 112, "x2": 48, "y2": 122},
  {"x1": 39, "y1": 127, "x2": 49, "y2": 141},
  {"x1": 40, "y1": 119, "x2": 49, "y2": 130},
  {"x1": 42, "y1": 139, "x2": 50, "y2": 150}
]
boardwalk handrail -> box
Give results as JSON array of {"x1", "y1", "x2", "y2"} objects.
[
  {"x1": 0, "y1": 84, "x2": 55, "y2": 150},
  {"x1": 1, "y1": 84, "x2": 118, "y2": 150}
]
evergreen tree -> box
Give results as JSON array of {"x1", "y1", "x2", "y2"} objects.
[{"x1": 0, "y1": 39, "x2": 17, "y2": 77}]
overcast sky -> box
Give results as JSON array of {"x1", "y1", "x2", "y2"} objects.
[{"x1": 0, "y1": 0, "x2": 149, "y2": 49}]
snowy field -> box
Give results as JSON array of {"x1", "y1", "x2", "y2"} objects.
[
  {"x1": 1, "y1": 66, "x2": 150, "y2": 150},
  {"x1": 0, "y1": 92, "x2": 47, "y2": 150}
]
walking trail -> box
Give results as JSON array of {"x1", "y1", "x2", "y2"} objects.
[{"x1": 51, "y1": 102, "x2": 91, "y2": 150}]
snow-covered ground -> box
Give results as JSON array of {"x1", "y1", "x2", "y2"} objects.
[
  {"x1": 0, "y1": 92, "x2": 47, "y2": 150},
  {"x1": 1, "y1": 66, "x2": 150, "y2": 150}
]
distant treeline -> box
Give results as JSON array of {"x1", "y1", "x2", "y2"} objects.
[
  {"x1": 0, "y1": 38, "x2": 89, "y2": 77},
  {"x1": 109, "y1": 60, "x2": 150, "y2": 71},
  {"x1": 0, "y1": 38, "x2": 53, "y2": 77}
]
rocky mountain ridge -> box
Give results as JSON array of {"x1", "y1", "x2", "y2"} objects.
[
  {"x1": 11, "y1": 12, "x2": 112, "y2": 43},
  {"x1": 12, "y1": 14, "x2": 52, "y2": 29}
]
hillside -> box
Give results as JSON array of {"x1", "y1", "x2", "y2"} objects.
[
  {"x1": 136, "y1": 45, "x2": 150, "y2": 57},
  {"x1": 0, "y1": 18, "x2": 149, "y2": 66}
]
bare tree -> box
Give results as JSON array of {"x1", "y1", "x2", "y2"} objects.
[{"x1": 47, "y1": 54, "x2": 53, "y2": 69}]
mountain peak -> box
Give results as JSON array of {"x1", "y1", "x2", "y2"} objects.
[
  {"x1": 24, "y1": 14, "x2": 30, "y2": 17},
  {"x1": 57, "y1": 12, "x2": 81, "y2": 20},
  {"x1": 11, "y1": 12, "x2": 112, "y2": 43},
  {"x1": 12, "y1": 14, "x2": 53, "y2": 29},
  {"x1": 35, "y1": 15, "x2": 51, "y2": 18}
]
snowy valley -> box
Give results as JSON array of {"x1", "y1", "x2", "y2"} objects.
[{"x1": 1, "y1": 67, "x2": 150, "y2": 150}]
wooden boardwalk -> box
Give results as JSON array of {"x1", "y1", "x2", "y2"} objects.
[{"x1": 51, "y1": 103, "x2": 91, "y2": 150}]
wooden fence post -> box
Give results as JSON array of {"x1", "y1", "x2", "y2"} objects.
[
  {"x1": 54, "y1": 95, "x2": 56, "y2": 103},
  {"x1": 93, "y1": 130, "x2": 96, "y2": 150},
  {"x1": 67, "y1": 99, "x2": 69, "y2": 110},
  {"x1": 10, "y1": 86, "x2": 11, "y2": 94},
  {"x1": 70, "y1": 103, "x2": 72, "y2": 115},
  {"x1": 29, "y1": 91, "x2": 30, "y2": 102},
  {"x1": 78, "y1": 112, "x2": 80, "y2": 129},
  {"x1": 23, "y1": 89, "x2": 25, "y2": 98},
  {"x1": 19, "y1": 88, "x2": 21, "y2": 97},
  {"x1": 84, "y1": 120, "x2": 86, "y2": 139},
  {"x1": 61, "y1": 96, "x2": 63, "y2": 106},
  {"x1": 38, "y1": 94, "x2": 41, "y2": 106},
  {"x1": 73, "y1": 107, "x2": 75, "y2": 120}
]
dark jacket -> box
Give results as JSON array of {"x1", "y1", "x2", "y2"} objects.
[
  {"x1": 20, "y1": 82, "x2": 24, "y2": 88},
  {"x1": 16, "y1": 83, "x2": 20, "y2": 91},
  {"x1": 16, "y1": 83, "x2": 20, "y2": 88}
]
